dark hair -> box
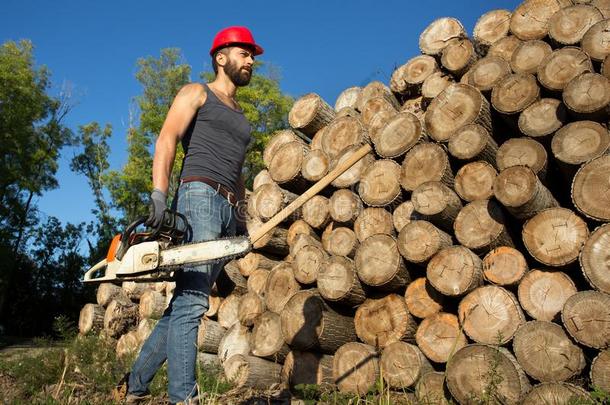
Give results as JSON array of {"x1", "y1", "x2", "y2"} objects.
[{"x1": 212, "y1": 47, "x2": 232, "y2": 75}]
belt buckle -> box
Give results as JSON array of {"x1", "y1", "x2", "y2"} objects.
[{"x1": 226, "y1": 191, "x2": 236, "y2": 206}]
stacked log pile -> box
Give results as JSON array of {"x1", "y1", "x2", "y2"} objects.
[{"x1": 79, "y1": 1, "x2": 610, "y2": 402}]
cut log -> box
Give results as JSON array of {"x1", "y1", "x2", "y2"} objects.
[
  {"x1": 454, "y1": 161, "x2": 497, "y2": 202},
  {"x1": 288, "y1": 93, "x2": 335, "y2": 137},
  {"x1": 103, "y1": 298, "x2": 138, "y2": 339},
  {"x1": 250, "y1": 311, "x2": 289, "y2": 362},
  {"x1": 400, "y1": 142, "x2": 454, "y2": 192},
  {"x1": 264, "y1": 262, "x2": 300, "y2": 314},
  {"x1": 301, "y1": 149, "x2": 329, "y2": 182},
  {"x1": 404, "y1": 277, "x2": 445, "y2": 319},
  {"x1": 415, "y1": 312, "x2": 468, "y2": 363},
  {"x1": 355, "y1": 234, "x2": 410, "y2": 291},
  {"x1": 116, "y1": 331, "x2": 140, "y2": 358},
  {"x1": 205, "y1": 291, "x2": 221, "y2": 319},
  {"x1": 563, "y1": 72, "x2": 610, "y2": 121},
  {"x1": 301, "y1": 195, "x2": 331, "y2": 229},
  {"x1": 373, "y1": 112, "x2": 425, "y2": 159},
  {"x1": 268, "y1": 141, "x2": 309, "y2": 191},
  {"x1": 197, "y1": 318, "x2": 226, "y2": 354},
  {"x1": 263, "y1": 130, "x2": 303, "y2": 168},
  {"x1": 581, "y1": 19, "x2": 610, "y2": 62},
  {"x1": 591, "y1": 349, "x2": 610, "y2": 392},
  {"x1": 549, "y1": 4, "x2": 604, "y2": 46},
  {"x1": 246, "y1": 217, "x2": 289, "y2": 256},
  {"x1": 397, "y1": 220, "x2": 452, "y2": 264},
  {"x1": 488, "y1": 35, "x2": 523, "y2": 62},
  {"x1": 329, "y1": 144, "x2": 375, "y2": 188},
  {"x1": 96, "y1": 283, "x2": 126, "y2": 307},
  {"x1": 551, "y1": 121, "x2": 610, "y2": 178},
  {"x1": 412, "y1": 181, "x2": 462, "y2": 232},
  {"x1": 509, "y1": 0, "x2": 573, "y2": 40},
  {"x1": 335, "y1": 86, "x2": 361, "y2": 111},
  {"x1": 293, "y1": 244, "x2": 328, "y2": 285},
  {"x1": 561, "y1": 290, "x2": 610, "y2": 349},
  {"x1": 317, "y1": 255, "x2": 366, "y2": 307},
  {"x1": 421, "y1": 71, "x2": 454, "y2": 105},
  {"x1": 121, "y1": 282, "x2": 151, "y2": 302},
  {"x1": 216, "y1": 260, "x2": 248, "y2": 296},
  {"x1": 328, "y1": 189, "x2": 363, "y2": 225},
  {"x1": 280, "y1": 289, "x2": 358, "y2": 353},
  {"x1": 282, "y1": 351, "x2": 334, "y2": 388},
  {"x1": 392, "y1": 201, "x2": 420, "y2": 233},
  {"x1": 537, "y1": 47, "x2": 594, "y2": 92},
  {"x1": 415, "y1": 372, "x2": 452, "y2": 405},
  {"x1": 249, "y1": 183, "x2": 297, "y2": 222},
  {"x1": 217, "y1": 293, "x2": 241, "y2": 329},
  {"x1": 320, "y1": 116, "x2": 367, "y2": 160},
  {"x1": 454, "y1": 199, "x2": 514, "y2": 254},
  {"x1": 246, "y1": 269, "x2": 269, "y2": 296},
  {"x1": 353, "y1": 207, "x2": 395, "y2": 242},
  {"x1": 522, "y1": 208, "x2": 589, "y2": 267},
  {"x1": 510, "y1": 40, "x2": 552, "y2": 75},
  {"x1": 473, "y1": 9, "x2": 512, "y2": 54},
  {"x1": 236, "y1": 252, "x2": 280, "y2": 278},
  {"x1": 458, "y1": 285, "x2": 525, "y2": 345},
  {"x1": 441, "y1": 38, "x2": 479, "y2": 78},
  {"x1": 483, "y1": 246, "x2": 528, "y2": 286},
  {"x1": 355, "y1": 81, "x2": 399, "y2": 113},
  {"x1": 138, "y1": 290, "x2": 166, "y2": 320},
  {"x1": 425, "y1": 83, "x2": 491, "y2": 142},
  {"x1": 360, "y1": 96, "x2": 399, "y2": 143},
  {"x1": 357, "y1": 159, "x2": 402, "y2": 207},
  {"x1": 401, "y1": 96, "x2": 426, "y2": 119},
  {"x1": 223, "y1": 354, "x2": 282, "y2": 389},
  {"x1": 252, "y1": 169, "x2": 274, "y2": 190},
  {"x1": 286, "y1": 219, "x2": 318, "y2": 248},
  {"x1": 522, "y1": 382, "x2": 591, "y2": 405},
  {"x1": 217, "y1": 323, "x2": 250, "y2": 364},
  {"x1": 419, "y1": 17, "x2": 466, "y2": 56},
  {"x1": 136, "y1": 318, "x2": 156, "y2": 343},
  {"x1": 389, "y1": 55, "x2": 439, "y2": 98},
  {"x1": 580, "y1": 224, "x2": 610, "y2": 293},
  {"x1": 518, "y1": 269, "x2": 577, "y2": 321},
  {"x1": 604, "y1": 54, "x2": 610, "y2": 79},
  {"x1": 588, "y1": 0, "x2": 610, "y2": 18},
  {"x1": 572, "y1": 155, "x2": 610, "y2": 222},
  {"x1": 354, "y1": 294, "x2": 417, "y2": 348},
  {"x1": 491, "y1": 73, "x2": 540, "y2": 115},
  {"x1": 446, "y1": 344, "x2": 531, "y2": 404},
  {"x1": 493, "y1": 165, "x2": 559, "y2": 219},
  {"x1": 321, "y1": 223, "x2": 359, "y2": 258},
  {"x1": 518, "y1": 98, "x2": 567, "y2": 142},
  {"x1": 513, "y1": 321, "x2": 585, "y2": 382},
  {"x1": 496, "y1": 137, "x2": 548, "y2": 179},
  {"x1": 333, "y1": 342, "x2": 380, "y2": 395},
  {"x1": 290, "y1": 233, "x2": 322, "y2": 257},
  {"x1": 427, "y1": 246, "x2": 483, "y2": 297},
  {"x1": 237, "y1": 291, "x2": 265, "y2": 327},
  {"x1": 310, "y1": 126, "x2": 326, "y2": 151},
  {"x1": 448, "y1": 124, "x2": 498, "y2": 166},
  {"x1": 380, "y1": 342, "x2": 432, "y2": 389},
  {"x1": 79, "y1": 303, "x2": 104, "y2": 335}
]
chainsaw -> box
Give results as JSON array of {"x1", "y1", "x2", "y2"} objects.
[{"x1": 83, "y1": 143, "x2": 372, "y2": 284}]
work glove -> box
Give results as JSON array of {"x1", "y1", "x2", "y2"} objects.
[{"x1": 145, "y1": 188, "x2": 167, "y2": 228}]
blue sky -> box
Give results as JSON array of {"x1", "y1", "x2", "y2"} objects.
[{"x1": 2, "y1": 0, "x2": 520, "y2": 230}]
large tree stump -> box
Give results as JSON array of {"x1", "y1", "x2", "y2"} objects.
[
  {"x1": 97, "y1": 283, "x2": 126, "y2": 307},
  {"x1": 448, "y1": 124, "x2": 498, "y2": 167},
  {"x1": 454, "y1": 161, "x2": 497, "y2": 202},
  {"x1": 264, "y1": 262, "x2": 300, "y2": 314},
  {"x1": 354, "y1": 294, "x2": 417, "y2": 348},
  {"x1": 288, "y1": 93, "x2": 335, "y2": 137},
  {"x1": 392, "y1": 201, "x2": 420, "y2": 233},
  {"x1": 353, "y1": 207, "x2": 395, "y2": 242},
  {"x1": 332, "y1": 342, "x2": 380, "y2": 395},
  {"x1": 425, "y1": 84, "x2": 491, "y2": 142},
  {"x1": 572, "y1": 155, "x2": 610, "y2": 222},
  {"x1": 329, "y1": 189, "x2": 363, "y2": 225},
  {"x1": 237, "y1": 291, "x2": 265, "y2": 327},
  {"x1": 518, "y1": 98, "x2": 567, "y2": 143},
  {"x1": 138, "y1": 290, "x2": 166, "y2": 320},
  {"x1": 397, "y1": 220, "x2": 452, "y2": 264},
  {"x1": 493, "y1": 165, "x2": 559, "y2": 219},
  {"x1": 103, "y1": 298, "x2": 138, "y2": 338},
  {"x1": 380, "y1": 342, "x2": 432, "y2": 389},
  {"x1": 250, "y1": 311, "x2": 289, "y2": 362},
  {"x1": 551, "y1": 121, "x2": 610, "y2": 178},
  {"x1": 329, "y1": 144, "x2": 375, "y2": 189},
  {"x1": 419, "y1": 17, "x2": 466, "y2": 56},
  {"x1": 334, "y1": 86, "x2": 361, "y2": 111},
  {"x1": 223, "y1": 354, "x2": 282, "y2": 389},
  {"x1": 355, "y1": 234, "x2": 410, "y2": 291},
  {"x1": 321, "y1": 116, "x2": 367, "y2": 160},
  {"x1": 491, "y1": 73, "x2": 540, "y2": 116},
  {"x1": 513, "y1": 320, "x2": 585, "y2": 382},
  {"x1": 549, "y1": 4, "x2": 604, "y2": 46},
  {"x1": 280, "y1": 290, "x2": 357, "y2": 353},
  {"x1": 483, "y1": 246, "x2": 528, "y2": 286},
  {"x1": 427, "y1": 246, "x2": 483, "y2": 297},
  {"x1": 454, "y1": 199, "x2": 514, "y2": 254},
  {"x1": 591, "y1": 350, "x2": 610, "y2": 392},
  {"x1": 374, "y1": 112, "x2": 425, "y2": 159},
  {"x1": 197, "y1": 318, "x2": 226, "y2": 354},
  {"x1": 467, "y1": 56, "x2": 512, "y2": 94},
  {"x1": 518, "y1": 269, "x2": 577, "y2": 321},
  {"x1": 217, "y1": 323, "x2": 250, "y2": 364},
  {"x1": 389, "y1": 55, "x2": 439, "y2": 98},
  {"x1": 473, "y1": 9, "x2": 512, "y2": 54},
  {"x1": 301, "y1": 149, "x2": 329, "y2": 182},
  {"x1": 281, "y1": 351, "x2": 334, "y2": 388},
  {"x1": 404, "y1": 277, "x2": 444, "y2": 319},
  {"x1": 563, "y1": 72, "x2": 610, "y2": 121},
  {"x1": 412, "y1": 181, "x2": 462, "y2": 232},
  {"x1": 496, "y1": 137, "x2": 548, "y2": 179},
  {"x1": 522, "y1": 208, "x2": 589, "y2": 267},
  {"x1": 510, "y1": 40, "x2": 552, "y2": 75},
  {"x1": 446, "y1": 344, "x2": 531, "y2": 405},
  {"x1": 401, "y1": 143, "x2": 454, "y2": 193},
  {"x1": 79, "y1": 303, "x2": 104, "y2": 335},
  {"x1": 415, "y1": 372, "x2": 452, "y2": 405},
  {"x1": 217, "y1": 293, "x2": 241, "y2": 329},
  {"x1": 441, "y1": 38, "x2": 478, "y2": 78},
  {"x1": 246, "y1": 269, "x2": 269, "y2": 297},
  {"x1": 263, "y1": 130, "x2": 303, "y2": 168},
  {"x1": 488, "y1": 35, "x2": 523, "y2": 62},
  {"x1": 561, "y1": 290, "x2": 610, "y2": 349},
  {"x1": 580, "y1": 224, "x2": 610, "y2": 294},
  {"x1": 357, "y1": 159, "x2": 402, "y2": 207},
  {"x1": 581, "y1": 19, "x2": 610, "y2": 62},
  {"x1": 317, "y1": 255, "x2": 366, "y2": 307},
  {"x1": 415, "y1": 312, "x2": 467, "y2": 364},
  {"x1": 321, "y1": 223, "x2": 359, "y2": 258},
  {"x1": 458, "y1": 285, "x2": 525, "y2": 345},
  {"x1": 521, "y1": 383, "x2": 591, "y2": 405},
  {"x1": 537, "y1": 47, "x2": 593, "y2": 92},
  {"x1": 293, "y1": 244, "x2": 328, "y2": 285},
  {"x1": 509, "y1": 0, "x2": 573, "y2": 40}
]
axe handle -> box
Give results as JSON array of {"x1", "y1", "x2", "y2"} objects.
[{"x1": 249, "y1": 143, "x2": 372, "y2": 244}]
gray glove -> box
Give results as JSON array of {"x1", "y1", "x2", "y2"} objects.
[{"x1": 145, "y1": 188, "x2": 167, "y2": 228}]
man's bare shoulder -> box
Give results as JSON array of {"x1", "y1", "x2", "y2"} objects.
[{"x1": 175, "y1": 83, "x2": 207, "y2": 108}]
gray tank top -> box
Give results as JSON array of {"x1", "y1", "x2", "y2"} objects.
[{"x1": 180, "y1": 83, "x2": 251, "y2": 194}]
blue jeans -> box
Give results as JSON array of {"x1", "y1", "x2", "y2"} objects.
[{"x1": 128, "y1": 181, "x2": 235, "y2": 403}]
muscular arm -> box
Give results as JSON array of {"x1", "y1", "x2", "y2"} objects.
[{"x1": 152, "y1": 83, "x2": 207, "y2": 194}]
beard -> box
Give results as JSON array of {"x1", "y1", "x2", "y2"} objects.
[{"x1": 225, "y1": 58, "x2": 252, "y2": 86}]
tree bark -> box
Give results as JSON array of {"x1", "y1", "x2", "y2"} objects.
[
  {"x1": 197, "y1": 318, "x2": 226, "y2": 354},
  {"x1": 103, "y1": 298, "x2": 138, "y2": 338},
  {"x1": 281, "y1": 351, "x2": 334, "y2": 388},
  {"x1": 223, "y1": 354, "x2": 282, "y2": 389}
]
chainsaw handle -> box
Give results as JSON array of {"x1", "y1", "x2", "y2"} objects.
[{"x1": 83, "y1": 259, "x2": 108, "y2": 282}]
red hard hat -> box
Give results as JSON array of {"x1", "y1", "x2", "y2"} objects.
[{"x1": 210, "y1": 26, "x2": 264, "y2": 56}]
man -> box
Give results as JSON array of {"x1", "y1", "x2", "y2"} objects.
[{"x1": 120, "y1": 26, "x2": 263, "y2": 404}]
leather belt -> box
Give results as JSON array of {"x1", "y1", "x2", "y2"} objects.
[{"x1": 180, "y1": 176, "x2": 237, "y2": 206}]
